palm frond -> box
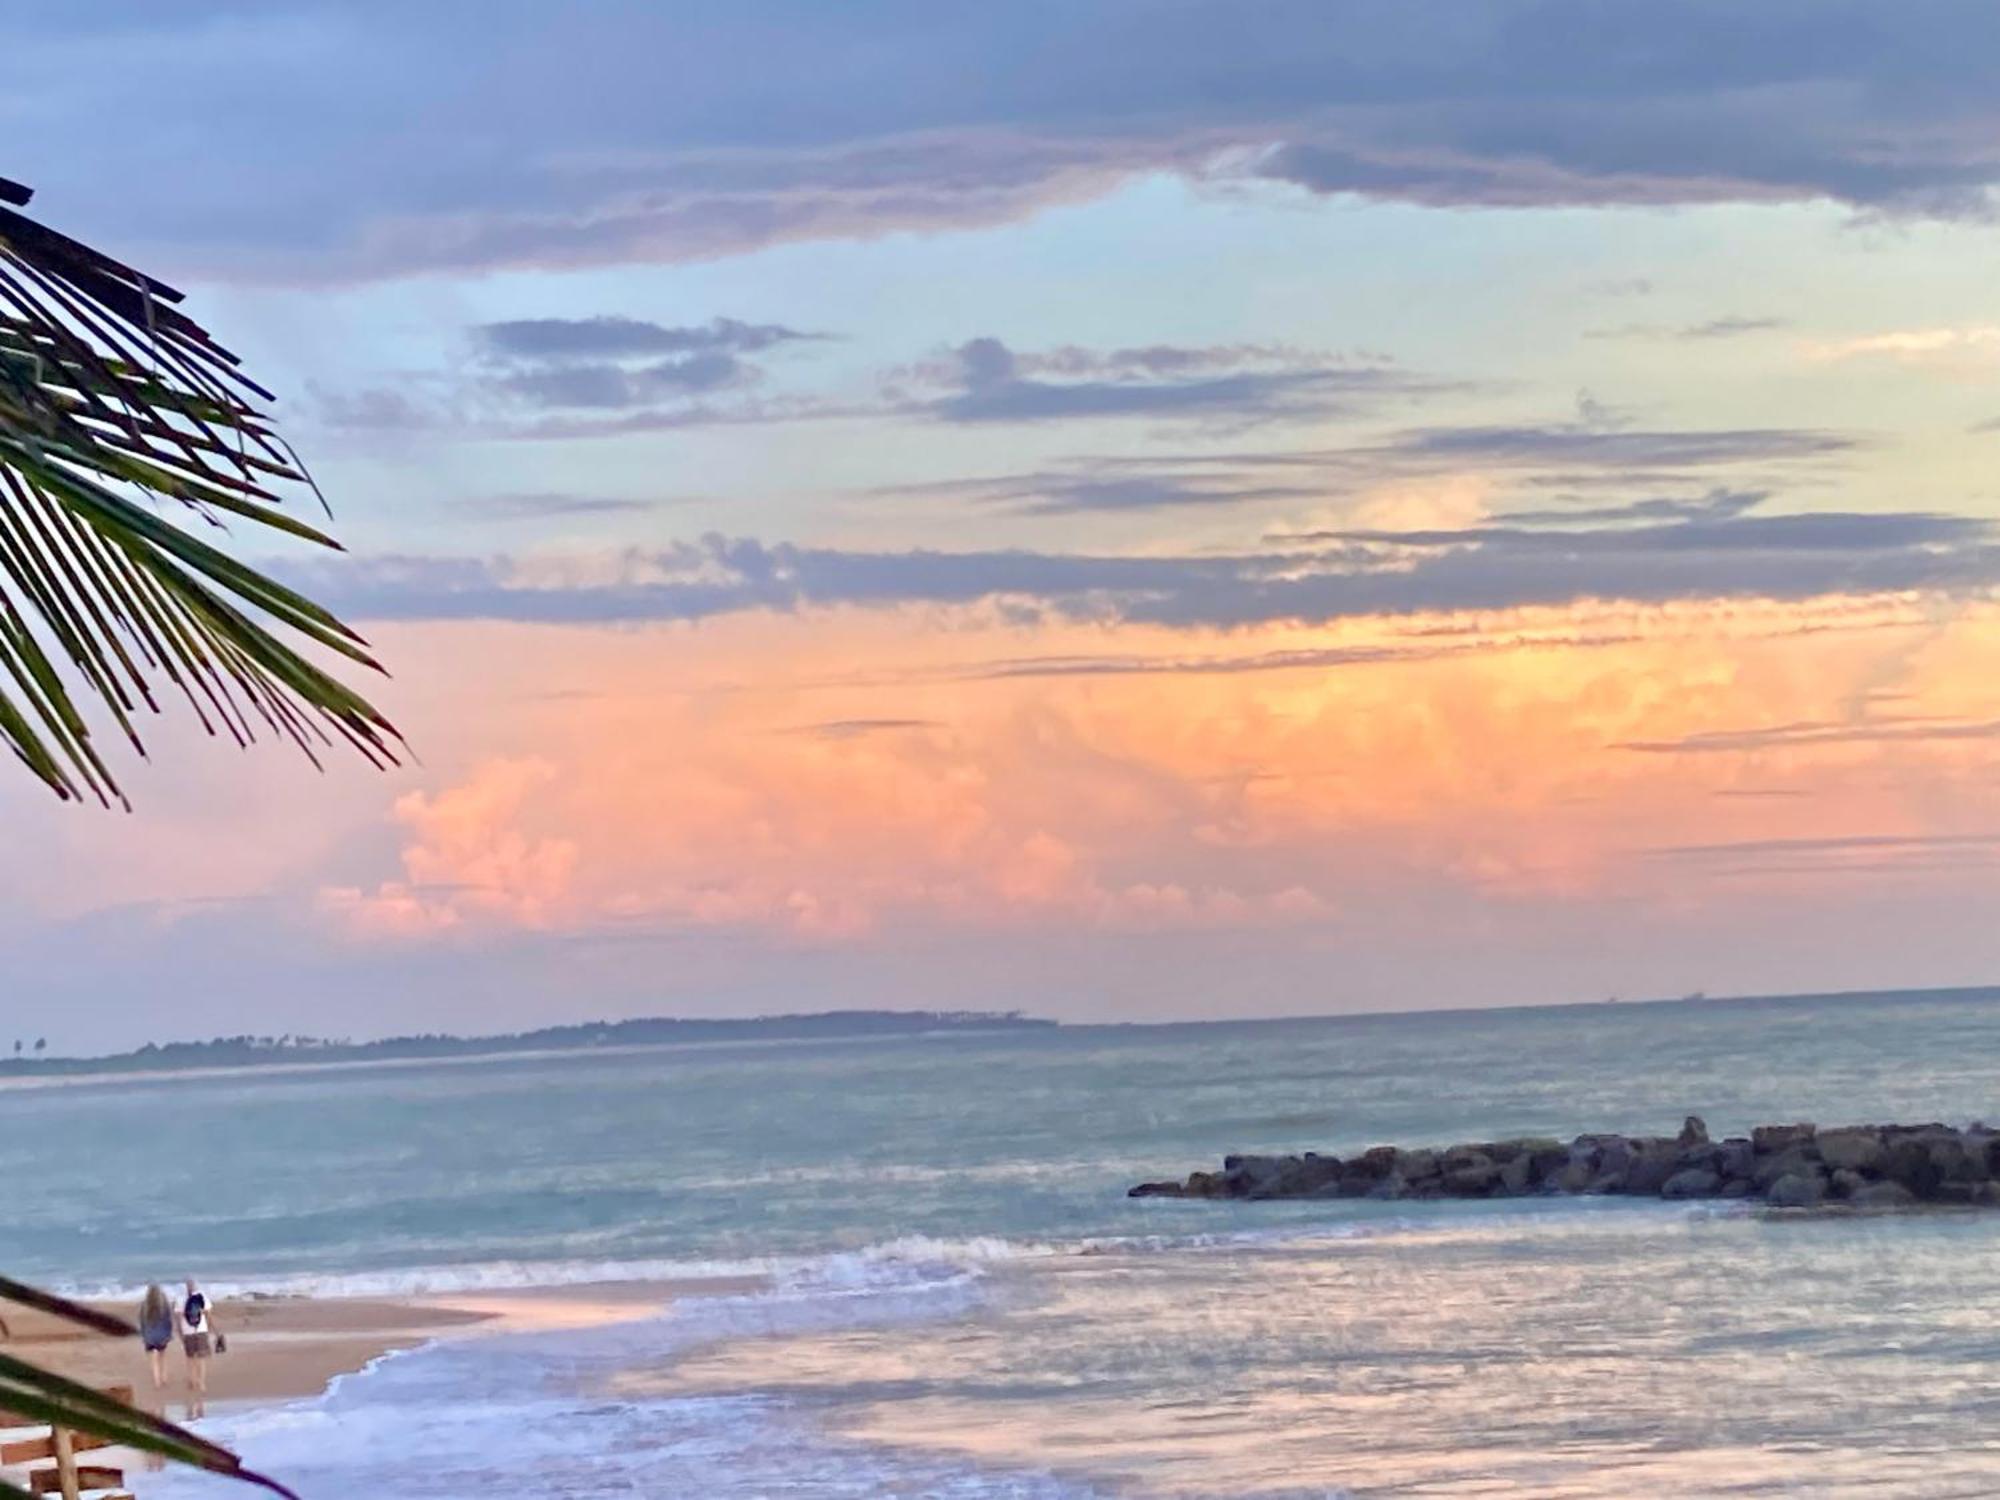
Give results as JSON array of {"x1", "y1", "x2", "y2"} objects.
[
  {"x1": 0, "y1": 175, "x2": 398, "y2": 804},
  {"x1": 0, "y1": 1279, "x2": 298, "y2": 1497}
]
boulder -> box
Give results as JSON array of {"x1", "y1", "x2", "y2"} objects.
[
  {"x1": 1661, "y1": 1167, "x2": 1721, "y2": 1199},
  {"x1": 1528, "y1": 1146, "x2": 1571, "y2": 1186},
  {"x1": 1135, "y1": 1118, "x2": 2000, "y2": 1208},
  {"x1": 1716, "y1": 1139, "x2": 1755, "y2": 1182},
  {"x1": 1554, "y1": 1158, "x2": 1596, "y2": 1193},
  {"x1": 1767, "y1": 1170, "x2": 1826, "y2": 1209},
  {"x1": 1624, "y1": 1148, "x2": 1680, "y2": 1196},
  {"x1": 1929, "y1": 1132, "x2": 1985, "y2": 1183},
  {"x1": 1290, "y1": 1154, "x2": 1343, "y2": 1195},
  {"x1": 1395, "y1": 1148, "x2": 1441, "y2": 1183},
  {"x1": 1753, "y1": 1145, "x2": 1821, "y2": 1192},
  {"x1": 1881, "y1": 1136, "x2": 1945, "y2": 1196},
  {"x1": 1850, "y1": 1180, "x2": 1917, "y2": 1210},
  {"x1": 1752, "y1": 1123, "x2": 1816, "y2": 1154},
  {"x1": 1241, "y1": 1155, "x2": 1300, "y2": 1199},
  {"x1": 1815, "y1": 1129, "x2": 1883, "y2": 1173},
  {"x1": 1442, "y1": 1160, "x2": 1501, "y2": 1196}
]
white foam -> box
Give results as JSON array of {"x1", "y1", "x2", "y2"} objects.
[{"x1": 141, "y1": 1241, "x2": 1106, "y2": 1500}]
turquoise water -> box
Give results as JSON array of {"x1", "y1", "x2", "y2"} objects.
[{"x1": 16, "y1": 991, "x2": 2000, "y2": 1496}]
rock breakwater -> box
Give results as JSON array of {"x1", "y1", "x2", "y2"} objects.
[{"x1": 1128, "y1": 1118, "x2": 2000, "y2": 1208}]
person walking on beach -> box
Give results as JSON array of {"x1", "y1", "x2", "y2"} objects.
[
  {"x1": 178, "y1": 1280, "x2": 217, "y2": 1413},
  {"x1": 137, "y1": 1284, "x2": 174, "y2": 1391}
]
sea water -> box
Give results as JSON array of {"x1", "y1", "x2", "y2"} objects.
[{"x1": 13, "y1": 991, "x2": 2000, "y2": 1496}]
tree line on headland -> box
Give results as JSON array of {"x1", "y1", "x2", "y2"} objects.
[{"x1": 0, "y1": 1010, "x2": 1055, "y2": 1078}]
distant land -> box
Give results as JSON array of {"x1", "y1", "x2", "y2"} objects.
[{"x1": 0, "y1": 1010, "x2": 1056, "y2": 1079}]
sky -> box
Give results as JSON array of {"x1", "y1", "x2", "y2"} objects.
[{"x1": 10, "y1": 2, "x2": 2000, "y2": 1047}]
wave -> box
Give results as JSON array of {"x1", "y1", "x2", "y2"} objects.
[
  {"x1": 141, "y1": 1237, "x2": 1110, "y2": 1500},
  {"x1": 63, "y1": 1193, "x2": 1734, "y2": 1304}
]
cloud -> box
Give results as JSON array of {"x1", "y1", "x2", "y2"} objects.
[
  {"x1": 1640, "y1": 831, "x2": 2000, "y2": 878},
  {"x1": 320, "y1": 758, "x2": 579, "y2": 937},
  {"x1": 781, "y1": 718, "x2": 940, "y2": 739},
  {"x1": 876, "y1": 409, "x2": 1854, "y2": 518},
  {"x1": 1588, "y1": 315, "x2": 1791, "y2": 341},
  {"x1": 320, "y1": 331, "x2": 1422, "y2": 440},
  {"x1": 1620, "y1": 715, "x2": 2000, "y2": 754},
  {"x1": 1493, "y1": 489, "x2": 1769, "y2": 528},
  {"x1": 902, "y1": 337, "x2": 1418, "y2": 426},
  {"x1": 473, "y1": 315, "x2": 815, "y2": 361},
  {"x1": 1681, "y1": 316, "x2": 1790, "y2": 340},
  {"x1": 1351, "y1": 423, "x2": 1853, "y2": 472},
  {"x1": 1807, "y1": 325, "x2": 2000, "y2": 368},
  {"x1": 272, "y1": 490, "x2": 2000, "y2": 631},
  {"x1": 452, "y1": 493, "x2": 678, "y2": 521},
  {"x1": 25, "y1": 4, "x2": 2000, "y2": 281},
  {"x1": 471, "y1": 314, "x2": 821, "y2": 413}
]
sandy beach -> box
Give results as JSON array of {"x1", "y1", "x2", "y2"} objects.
[
  {"x1": 0, "y1": 1279, "x2": 762, "y2": 1418},
  {"x1": 1, "y1": 1295, "x2": 488, "y2": 1413}
]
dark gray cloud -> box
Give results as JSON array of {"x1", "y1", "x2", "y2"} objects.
[
  {"x1": 1589, "y1": 316, "x2": 1792, "y2": 341},
  {"x1": 956, "y1": 472, "x2": 1323, "y2": 515},
  {"x1": 1681, "y1": 316, "x2": 1791, "y2": 340},
  {"x1": 271, "y1": 490, "x2": 2000, "y2": 631},
  {"x1": 907, "y1": 337, "x2": 1417, "y2": 426},
  {"x1": 781, "y1": 718, "x2": 939, "y2": 738},
  {"x1": 474, "y1": 316, "x2": 814, "y2": 361},
  {"x1": 1359, "y1": 423, "x2": 1852, "y2": 471},
  {"x1": 472, "y1": 314, "x2": 821, "y2": 413},
  {"x1": 1096, "y1": 421, "x2": 1862, "y2": 509},
  {"x1": 452, "y1": 493, "x2": 677, "y2": 521},
  {"x1": 875, "y1": 409, "x2": 1855, "y2": 517},
  {"x1": 20, "y1": 4, "x2": 2000, "y2": 281},
  {"x1": 321, "y1": 332, "x2": 1414, "y2": 438},
  {"x1": 1495, "y1": 489, "x2": 1769, "y2": 528}
]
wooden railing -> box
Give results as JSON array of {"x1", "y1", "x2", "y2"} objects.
[{"x1": 0, "y1": 1386, "x2": 135, "y2": 1500}]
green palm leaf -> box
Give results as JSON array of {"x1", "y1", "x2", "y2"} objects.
[
  {"x1": 0, "y1": 173, "x2": 399, "y2": 804},
  {"x1": 0, "y1": 176, "x2": 395, "y2": 1489}
]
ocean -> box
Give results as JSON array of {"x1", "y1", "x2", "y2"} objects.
[{"x1": 13, "y1": 991, "x2": 2000, "y2": 1497}]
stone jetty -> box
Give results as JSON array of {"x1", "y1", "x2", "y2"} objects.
[{"x1": 1128, "y1": 1118, "x2": 2000, "y2": 1209}]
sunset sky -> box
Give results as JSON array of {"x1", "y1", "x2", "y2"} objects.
[{"x1": 12, "y1": 4, "x2": 2000, "y2": 1047}]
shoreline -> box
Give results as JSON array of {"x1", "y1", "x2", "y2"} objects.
[{"x1": 1, "y1": 1276, "x2": 765, "y2": 1421}]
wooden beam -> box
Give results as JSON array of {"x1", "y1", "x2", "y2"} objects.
[
  {"x1": 27, "y1": 1462, "x2": 118, "y2": 1496},
  {"x1": 47, "y1": 1427, "x2": 78, "y2": 1500},
  {"x1": 0, "y1": 1431, "x2": 108, "y2": 1465}
]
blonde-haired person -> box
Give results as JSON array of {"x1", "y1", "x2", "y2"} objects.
[{"x1": 136, "y1": 1285, "x2": 173, "y2": 1391}]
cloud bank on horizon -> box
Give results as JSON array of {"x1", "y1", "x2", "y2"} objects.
[{"x1": 7, "y1": 2, "x2": 2000, "y2": 1045}]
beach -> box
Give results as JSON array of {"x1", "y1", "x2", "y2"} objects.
[
  {"x1": 6, "y1": 1295, "x2": 484, "y2": 1410},
  {"x1": 6, "y1": 1279, "x2": 765, "y2": 1413}
]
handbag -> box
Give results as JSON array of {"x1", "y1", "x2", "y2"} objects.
[{"x1": 214, "y1": 1333, "x2": 228, "y2": 1355}]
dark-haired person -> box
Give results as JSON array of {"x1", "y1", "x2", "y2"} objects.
[{"x1": 178, "y1": 1280, "x2": 218, "y2": 1413}]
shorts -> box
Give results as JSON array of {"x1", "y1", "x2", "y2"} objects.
[
  {"x1": 142, "y1": 1336, "x2": 169, "y2": 1354},
  {"x1": 182, "y1": 1333, "x2": 212, "y2": 1359}
]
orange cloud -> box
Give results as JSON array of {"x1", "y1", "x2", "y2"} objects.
[
  {"x1": 320, "y1": 758, "x2": 578, "y2": 937},
  {"x1": 312, "y1": 591, "x2": 2000, "y2": 950}
]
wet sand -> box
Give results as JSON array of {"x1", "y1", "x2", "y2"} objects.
[{"x1": 0, "y1": 1277, "x2": 762, "y2": 1416}]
